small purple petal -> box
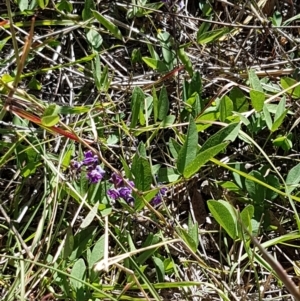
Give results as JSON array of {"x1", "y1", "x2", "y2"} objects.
[
  {"x1": 160, "y1": 187, "x2": 167, "y2": 195},
  {"x1": 87, "y1": 165, "x2": 105, "y2": 183},
  {"x1": 151, "y1": 187, "x2": 167, "y2": 206},
  {"x1": 107, "y1": 188, "x2": 120, "y2": 200},
  {"x1": 128, "y1": 180, "x2": 135, "y2": 188},
  {"x1": 96, "y1": 165, "x2": 105, "y2": 177},
  {"x1": 151, "y1": 195, "x2": 162, "y2": 206},
  {"x1": 110, "y1": 173, "x2": 124, "y2": 188},
  {"x1": 177, "y1": 0, "x2": 184, "y2": 10},
  {"x1": 118, "y1": 186, "x2": 134, "y2": 203},
  {"x1": 82, "y1": 150, "x2": 98, "y2": 166},
  {"x1": 72, "y1": 160, "x2": 82, "y2": 169}
]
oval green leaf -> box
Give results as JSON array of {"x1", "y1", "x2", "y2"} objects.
[
  {"x1": 183, "y1": 142, "x2": 228, "y2": 178},
  {"x1": 207, "y1": 200, "x2": 238, "y2": 240}
]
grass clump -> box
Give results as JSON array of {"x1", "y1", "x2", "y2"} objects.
[{"x1": 1, "y1": 0, "x2": 300, "y2": 300}]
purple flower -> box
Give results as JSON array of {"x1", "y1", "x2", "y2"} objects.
[
  {"x1": 72, "y1": 160, "x2": 82, "y2": 169},
  {"x1": 87, "y1": 165, "x2": 105, "y2": 183},
  {"x1": 107, "y1": 172, "x2": 135, "y2": 204},
  {"x1": 118, "y1": 186, "x2": 134, "y2": 203},
  {"x1": 151, "y1": 187, "x2": 167, "y2": 206},
  {"x1": 82, "y1": 150, "x2": 98, "y2": 166},
  {"x1": 128, "y1": 180, "x2": 135, "y2": 188},
  {"x1": 110, "y1": 173, "x2": 124, "y2": 188},
  {"x1": 151, "y1": 195, "x2": 162, "y2": 206},
  {"x1": 107, "y1": 188, "x2": 120, "y2": 200}
]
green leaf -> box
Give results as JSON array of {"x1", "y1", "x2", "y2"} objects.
[
  {"x1": 130, "y1": 87, "x2": 144, "y2": 128},
  {"x1": 219, "y1": 95, "x2": 233, "y2": 122},
  {"x1": 41, "y1": 104, "x2": 60, "y2": 126},
  {"x1": 188, "y1": 215, "x2": 199, "y2": 248},
  {"x1": 245, "y1": 170, "x2": 266, "y2": 204},
  {"x1": 240, "y1": 204, "x2": 254, "y2": 235},
  {"x1": 138, "y1": 141, "x2": 147, "y2": 158},
  {"x1": 248, "y1": 69, "x2": 263, "y2": 92},
  {"x1": 177, "y1": 117, "x2": 198, "y2": 174},
  {"x1": 93, "y1": 53, "x2": 102, "y2": 90},
  {"x1": 281, "y1": 77, "x2": 300, "y2": 98},
  {"x1": 158, "y1": 85, "x2": 169, "y2": 120},
  {"x1": 70, "y1": 227, "x2": 96, "y2": 261},
  {"x1": 88, "y1": 235, "x2": 105, "y2": 268},
  {"x1": 232, "y1": 111, "x2": 250, "y2": 126},
  {"x1": 197, "y1": 27, "x2": 230, "y2": 45},
  {"x1": 21, "y1": 161, "x2": 38, "y2": 178},
  {"x1": 137, "y1": 234, "x2": 160, "y2": 265},
  {"x1": 100, "y1": 65, "x2": 109, "y2": 91},
  {"x1": 286, "y1": 163, "x2": 300, "y2": 194},
  {"x1": 70, "y1": 258, "x2": 86, "y2": 289},
  {"x1": 263, "y1": 104, "x2": 273, "y2": 131},
  {"x1": 271, "y1": 109, "x2": 288, "y2": 132},
  {"x1": 87, "y1": 28, "x2": 103, "y2": 50},
  {"x1": 183, "y1": 142, "x2": 228, "y2": 178},
  {"x1": 153, "y1": 256, "x2": 165, "y2": 282},
  {"x1": 176, "y1": 227, "x2": 197, "y2": 252},
  {"x1": 232, "y1": 164, "x2": 247, "y2": 190},
  {"x1": 132, "y1": 153, "x2": 152, "y2": 191},
  {"x1": 178, "y1": 44, "x2": 193, "y2": 77},
  {"x1": 152, "y1": 87, "x2": 158, "y2": 122},
  {"x1": 161, "y1": 114, "x2": 175, "y2": 127},
  {"x1": 275, "y1": 97, "x2": 286, "y2": 120},
  {"x1": 0, "y1": 36, "x2": 11, "y2": 52},
  {"x1": 80, "y1": 201, "x2": 99, "y2": 229},
  {"x1": 273, "y1": 135, "x2": 292, "y2": 151},
  {"x1": 18, "y1": 0, "x2": 29, "y2": 11},
  {"x1": 207, "y1": 200, "x2": 238, "y2": 240},
  {"x1": 158, "y1": 31, "x2": 175, "y2": 69},
  {"x1": 56, "y1": 0, "x2": 73, "y2": 12},
  {"x1": 147, "y1": 43, "x2": 160, "y2": 60},
  {"x1": 201, "y1": 123, "x2": 240, "y2": 152},
  {"x1": 266, "y1": 174, "x2": 280, "y2": 200},
  {"x1": 142, "y1": 57, "x2": 168, "y2": 71},
  {"x1": 62, "y1": 226, "x2": 74, "y2": 259},
  {"x1": 184, "y1": 92, "x2": 201, "y2": 115},
  {"x1": 250, "y1": 90, "x2": 265, "y2": 112},
  {"x1": 271, "y1": 11, "x2": 282, "y2": 26},
  {"x1": 56, "y1": 105, "x2": 89, "y2": 115},
  {"x1": 92, "y1": 11, "x2": 123, "y2": 40},
  {"x1": 37, "y1": 0, "x2": 49, "y2": 9},
  {"x1": 169, "y1": 137, "x2": 182, "y2": 160},
  {"x1": 240, "y1": 205, "x2": 254, "y2": 227},
  {"x1": 197, "y1": 20, "x2": 211, "y2": 37},
  {"x1": 131, "y1": 48, "x2": 142, "y2": 64},
  {"x1": 188, "y1": 71, "x2": 202, "y2": 97},
  {"x1": 82, "y1": 0, "x2": 94, "y2": 20},
  {"x1": 164, "y1": 258, "x2": 174, "y2": 274},
  {"x1": 271, "y1": 97, "x2": 288, "y2": 132},
  {"x1": 28, "y1": 77, "x2": 42, "y2": 90},
  {"x1": 229, "y1": 87, "x2": 248, "y2": 112},
  {"x1": 157, "y1": 167, "x2": 180, "y2": 182},
  {"x1": 192, "y1": 93, "x2": 202, "y2": 116},
  {"x1": 62, "y1": 144, "x2": 74, "y2": 169}
]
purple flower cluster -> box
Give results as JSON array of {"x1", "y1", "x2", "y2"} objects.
[
  {"x1": 107, "y1": 173, "x2": 167, "y2": 206},
  {"x1": 73, "y1": 150, "x2": 105, "y2": 184},
  {"x1": 107, "y1": 173, "x2": 135, "y2": 204}
]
